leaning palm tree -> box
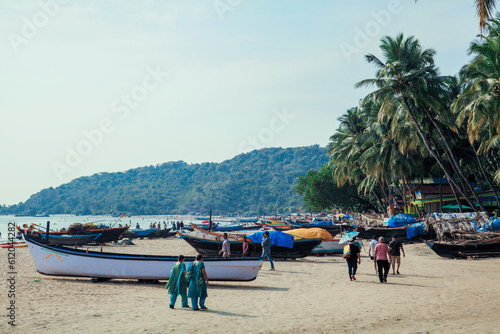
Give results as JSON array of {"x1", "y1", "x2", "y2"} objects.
[
  {"x1": 455, "y1": 25, "x2": 500, "y2": 186},
  {"x1": 356, "y1": 34, "x2": 480, "y2": 212}
]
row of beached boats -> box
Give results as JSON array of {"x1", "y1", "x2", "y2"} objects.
[{"x1": 14, "y1": 213, "x2": 500, "y2": 284}]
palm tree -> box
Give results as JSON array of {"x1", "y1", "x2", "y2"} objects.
[
  {"x1": 356, "y1": 34, "x2": 480, "y2": 212},
  {"x1": 477, "y1": 0, "x2": 497, "y2": 32},
  {"x1": 455, "y1": 20, "x2": 500, "y2": 194}
]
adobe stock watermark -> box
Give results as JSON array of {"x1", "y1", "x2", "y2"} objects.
[
  {"x1": 51, "y1": 66, "x2": 169, "y2": 182},
  {"x1": 238, "y1": 107, "x2": 295, "y2": 154},
  {"x1": 339, "y1": 0, "x2": 403, "y2": 62},
  {"x1": 7, "y1": 0, "x2": 70, "y2": 54},
  {"x1": 213, "y1": 0, "x2": 243, "y2": 21}
]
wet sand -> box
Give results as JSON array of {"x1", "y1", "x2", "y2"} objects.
[{"x1": 2, "y1": 238, "x2": 500, "y2": 333}]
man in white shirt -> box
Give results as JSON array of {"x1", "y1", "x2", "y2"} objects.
[
  {"x1": 219, "y1": 233, "x2": 230, "y2": 258},
  {"x1": 368, "y1": 235, "x2": 378, "y2": 274}
]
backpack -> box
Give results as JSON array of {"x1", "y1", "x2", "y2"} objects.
[{"x1": 343, "y1": 244, "x2": 351, "y2": 259}]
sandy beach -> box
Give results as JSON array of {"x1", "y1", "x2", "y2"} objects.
[{"x1": 2, "y1": 237, "x2": 500, "y2": 334}]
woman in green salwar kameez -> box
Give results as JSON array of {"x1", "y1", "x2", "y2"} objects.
[
  {"x1": 187, "y1": 254, "x2": 209, "y2": 310},
  {"x1": 165, "y1": 255, "x2": 188, "y2": 309}
]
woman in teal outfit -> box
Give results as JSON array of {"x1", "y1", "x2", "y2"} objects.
[
  {"x1": 165, "y1": 255, "x2": 188, "y2": 309},
  {"x1": 187, "y1": 254, "x2": 209, "y2": 310}
]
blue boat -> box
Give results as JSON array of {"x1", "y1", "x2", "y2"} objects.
[{"x1": 214, "y1": 224, "x2": 244, "y2": 232}]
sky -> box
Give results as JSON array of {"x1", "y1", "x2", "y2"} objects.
[{"x1": 0, "y1": 0, "x2": 483, "y2": 205}]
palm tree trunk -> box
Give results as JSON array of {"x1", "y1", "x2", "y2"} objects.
[
  {"x1": 371, "y1": 190, "x2": 386, "y2": 214},
  {"x1": 422, "y1": 107, "x2": 485, "y2": 211},
  {"x1": 401, "y1": 96, "x2": 476, "y2": 211},
  {"x1": 376, "y1": 179, "x2": 389, "y2": 212},
  {"x1": 473, "y1": 143, "x2": 500, "y2": 208}
]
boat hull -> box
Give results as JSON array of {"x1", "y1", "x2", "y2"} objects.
[
  {"x1": 17, "y1": 226, "x2": 129, "y2": 243},
  {"x1": 26, "y1": 233, "x2": 101, "y2": 246},
  {"x1": 23, "y1": 234, "x2": 261, "y2": 281},
  {"x1": 180, "y1": 234, "x2": 322, "y2": 259},
  {"x1": 355, "y1": 226, "x2": 407, "y2": 241},
  {"x1": 425, "y1": 240, "x2": 500, "y2": 259}
]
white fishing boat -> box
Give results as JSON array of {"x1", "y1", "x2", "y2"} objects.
[{"x1": 23, "y1": 234, "x2": 261, "y2": 281}]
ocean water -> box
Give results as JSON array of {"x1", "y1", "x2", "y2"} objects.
[{"x1": 0, "y1": 215, "x2": 199, "y2": 243}]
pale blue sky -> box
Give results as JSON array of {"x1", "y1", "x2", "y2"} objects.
[{"x1": 0, "y1": 0, "x2": 482, "y2": 205}]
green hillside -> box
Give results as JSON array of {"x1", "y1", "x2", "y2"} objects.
[{"x1": 3, "y1": 145, "x2": 328, "y2": 216}]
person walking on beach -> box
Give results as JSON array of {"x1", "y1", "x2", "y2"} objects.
[
  {"x1": 165, "y1": 255, "x2": 188, "y2": 309},
  {"x1": 219, "y1": 233, "x2": 231, "y2": 257},
  {"x1": 346, "y1": 238, "x2": 361, "y2": 281},
  {"x1": 187, "y1": 254, "x2": 209, "y2": 310},
  {"x1": 389, "y1": 235, "x2": 405, "y2": 274},
  {"x1": 368, "y1": 235, "x2": 379, "y2": 274},
  {"x1": 261, "y1": 231, "x2": 275, "y2": 271},
  {"x1": 374, "y1": 237, "x2": 391, "y2": 283}
]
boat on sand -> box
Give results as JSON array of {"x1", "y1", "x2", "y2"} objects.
[
  {"x1": 22, "y1": 233, "x2": 261, "y2": 281},
  {"x1": 178, "y1": 232, "x2": 322, "y2": 259}
]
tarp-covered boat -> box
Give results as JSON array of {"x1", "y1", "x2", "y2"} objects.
[
  {"x1": 23, "y1": 233, "x2": 261, "y2": 281},
  {"x1": 179, "y1": 232, "x2": 321, "y2": 259}
]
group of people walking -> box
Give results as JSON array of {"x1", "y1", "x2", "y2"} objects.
[
  {"x1": 165, "y1": 254, "x2": 209, "y2": 311},
  {"x1": 347, "y1": 235, "x2": 405, "y2": 283},
  {"x1": 166, "y1": 231, "x2": 276, "y2": 311}
]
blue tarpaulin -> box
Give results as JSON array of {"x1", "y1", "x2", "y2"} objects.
[
  {"x1": 246, "y1": 231, "x2": 294, "y2": 248},
  {"x1": 477, "y1": 219, "x2": 500, "y2": 232},
  {"x1": 388, "y1": 214, "x2": 416, "y2": 227},
  {"x1": 406, "y1": 222, "x2": 427, "y2": 239},
  {"x1": 313, "y1": 220, "x2": 334, "y2": 227}
]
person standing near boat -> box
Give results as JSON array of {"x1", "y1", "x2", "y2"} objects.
[
  {"x1": 346, "y1": 238, "x2": 361, "y2": 281},
  {"x1": 187, "y1": 254, "x2": 209, "y2": 311},
  {"x1": 374, "y1": 237, "x2": 391, "y2": 283},
  {"x1": 261, "y1": 231, "x2": 275, "y2": 271},
  {"x1": 242, "y1": 237, "x2": 250, "y2": 257},
  {"x1": 165, "y1": 255, "x2": 189, "y2": 309},
  {"x1": 368, "y1": 235, "x2": 379, "y2": 274},
  {"x1": 219, "y1": 233, "x2": 231, "y2": 257},
  {"x1": 389, "y1": 235, "x2": 405, "y2": 275}
]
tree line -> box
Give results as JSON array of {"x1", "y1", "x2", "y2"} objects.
[
  {"x1": 1, "y1": 146, "x2": 328, "y2": 216},
  {"x1": 296, "y1": 14, "x2": 500, "y2": 214}
]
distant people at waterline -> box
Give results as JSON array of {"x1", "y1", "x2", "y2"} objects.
[{"x1": 136, "y1": 223, "x2": 140, "y2": 229}]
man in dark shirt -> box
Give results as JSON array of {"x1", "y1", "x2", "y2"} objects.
[
  {"x1": 389, "y1": 235, "x2": 405, "y2": 274},
  {"x1": 346, "y1": 238, "x2": 361, "y2": 281}
]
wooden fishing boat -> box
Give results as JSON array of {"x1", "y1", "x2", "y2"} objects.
[
  {"x1": 22, "y1": 233, "x2": 261, "y2": 281},
  {"x1": 22, "y1": 232, "x2": 102, "y2": 246},
  {"x1": 121, "y1": 228, "x2": 175, "y2": 239},
  {"x1": 354, "y1": 226, "x2": 407, "y2": 241},
  {"x1": 178, "y1": 233, "x2": 322, "y2": 259},
  {"x1": 17, "y1": 226, "x2": 129, "y2": 243},
  {"x1": 424, "y1": 238, "x2": 500, "y2": 259},
  {"x1": 191, "y1": 224, "x2": 351, "y2": 256},
  {"x1": 214, "y1": 224, "x2": 244, "y2": 232}
]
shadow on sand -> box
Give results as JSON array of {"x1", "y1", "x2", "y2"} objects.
[{"x1": 210, "y1": 284, "x2": 288, "y2": 292}]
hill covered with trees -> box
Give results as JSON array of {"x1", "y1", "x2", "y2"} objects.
[{"x1": 2, "y1": 146, "x2": 328, "y2": 216}]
